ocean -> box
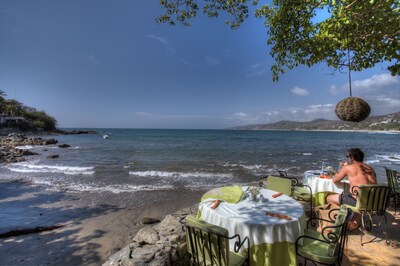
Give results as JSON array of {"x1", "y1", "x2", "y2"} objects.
[{"x1": 1, "y1": 129, "x2": 399, "y2": 200}]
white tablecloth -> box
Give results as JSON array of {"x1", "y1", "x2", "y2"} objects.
[
  {"x1": 303, "y1": 170, "x2": 345, "y2": 194},
  {"x1": 198, "y1": 186, "x2": 305, "y2": 246}
]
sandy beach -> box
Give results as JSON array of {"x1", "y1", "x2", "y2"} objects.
[{"x1": 0, "y1": 180, "x2": 206, "y2": 265}]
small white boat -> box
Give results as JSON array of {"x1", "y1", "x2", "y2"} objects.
[{"x1": 103, "y1": 134, "x2": 110, "y2": 139}]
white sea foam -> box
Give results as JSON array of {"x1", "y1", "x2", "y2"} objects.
[
  {"x1": 15, "y1": 145, "x2": 35, "y2": 150},
  {"x1": 239, "y1": 164, "x2": 263, "y2": 170},
  {"x1": 129, "y1": 171, "x2": 233, "y2": 179},
  {"x1": 6, "y1": 162, "x2": 95, "y2": 175},
  {"x1": 302, "y1": 153, "x2": 312, "y2": 156}
]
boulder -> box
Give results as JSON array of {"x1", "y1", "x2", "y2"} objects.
[
  {"x1": 133, "y1": 227, "x2": 159, "y2": 245},
  {"x1": 103, "y1": 211, "x2": 191, "y2": 266},
  {"x1": 58, "y1": 144, "x2": 70, "y2": 148},
  {"x1": 139, "y1": 217, "x2": 160, "y2": 225}
]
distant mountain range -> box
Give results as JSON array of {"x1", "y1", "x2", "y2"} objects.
[{"x1": 229, "y1": 112, "x2": 400, "y2": 131}]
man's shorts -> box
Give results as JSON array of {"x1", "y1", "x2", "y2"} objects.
[{"x1": 339, "y1": 192, "x2": 357, "y2": 206}]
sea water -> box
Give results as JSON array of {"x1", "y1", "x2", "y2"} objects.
[{"x1": 1, "y1": 129, "x2": 399, "y2": 195}]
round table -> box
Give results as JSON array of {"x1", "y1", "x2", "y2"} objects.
[
  {"x1": 303, "y1": 170, "x2": 346, "y2": 206},
  {"x1": 198, "y1": 186, "x2": 305, "y2": 266}
]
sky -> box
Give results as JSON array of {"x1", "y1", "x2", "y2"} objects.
[{"x1": 0, "y1": 0, "x2": 399, "y2": 129}]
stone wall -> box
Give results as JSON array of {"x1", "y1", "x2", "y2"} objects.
[{"x1": 103, "y1": 208, "x2": 194, "y2": 266}]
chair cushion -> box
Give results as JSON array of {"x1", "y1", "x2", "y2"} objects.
[
  {"x1": 298, "y1": 229, "x2": 337, "y2": 264},
  {"x1": 293, "y1": 186, "x2": 311, "y2": 201},
  {"x1": 265, "y1": 176, "x2": 292, "y2": 196},
  {"x1": 228, "y1": 250, "x2": 247, "y2": 266},
  {"x1": 355, "y1": 185, "x2": 390, "y2": 212},
  {"x1": 185, "y1": 215, "x2": 231, "y2": 266}
]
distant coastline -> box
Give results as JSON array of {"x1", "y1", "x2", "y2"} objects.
[{"x1": 228, "y1": 112, "x2": 400, "y2": 132}]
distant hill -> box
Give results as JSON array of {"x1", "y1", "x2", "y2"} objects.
[{"x1": 229, "y1": 112, "x2": 400, "y2": 131}]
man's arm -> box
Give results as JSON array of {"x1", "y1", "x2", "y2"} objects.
[{"x1": 332, "y1": 166, "x2": 347, "y2": 185}]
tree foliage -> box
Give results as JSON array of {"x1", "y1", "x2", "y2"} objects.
[
  {"x1": 24, "y1": 111, "x2": 57, "y2": 131},
  {"x1": 157, "y1": 0, "x2": 400, "y2": 81},
  {"x1": 0, "y1": 97, "x2": 57, "y2": 131}
]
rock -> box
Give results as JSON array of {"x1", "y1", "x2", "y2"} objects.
[
  {"x1": 58, "y1": 144, "x2": 70, "y2": 148},
  {"x1": 133, "y1": 227, "x2": 159, "y2": 245},
  {"x1": 47, "y1": 155, "x2": 59, "y2": 159},
  {"x1": 130, "y1": 246, "x2": 155, "y2": 263},
  {"x1": 104, "y1": 211, "x2": 191, "y2": 266},
  {"x1": 17, "y1": 149, "x2": 38, "y2": 156},
  {"x1": 140, "y1": 217, "x2": 160, "y2": 225},
  {"x1": 0, "y1": 134, "x2": 64, "y2": 164},
  {"x1": 102, "y1": 246, "x2": 130, "y2": 266}
]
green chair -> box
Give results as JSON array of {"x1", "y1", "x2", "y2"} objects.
[
  {"x1": 296, "y1": 205, "x2": 353, "y2": 266},
  {"x1": 385, "y1": 167, "x2": 400, "y2": 215},
  {"x1": 182, "y1": 215, "x2": 249, "y2": 266},
  {"x1": 264, "y1": 175, "x2": 293, "y2": 196},
  {"x1": 262, "y1": 173, "x2": 314, "y2": 218},
  {"x1": 344, "y1": 185, "x2": 391, "y2": 245}
]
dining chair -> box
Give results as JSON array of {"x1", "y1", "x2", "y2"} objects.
[
  {"x1": 264, "y1": 175, "x2": 293, "y2": 196},
  {"x1": 181, "y1": 215, "x2": 249, "y2": 266},
  {"x1": 295, "y1": 205, "x2": 354, "y2": 266},
  {"x1": 385, "y1": 167, "x2": 400, "y2": 215},
  {"x1": 343, "y1": 185, "x2": 391, "y2": 245},
  {"x1": 262, "y1": 172, "x2": 314, "y2": 218}
]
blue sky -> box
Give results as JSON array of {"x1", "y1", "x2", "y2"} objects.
[{"x1": 1, "y1": 0, "x2": 399, "y2": 129}]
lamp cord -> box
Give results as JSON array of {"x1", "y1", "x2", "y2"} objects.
[{"x1": 347, "y1": 30, "x2": 352, "y2": 97}]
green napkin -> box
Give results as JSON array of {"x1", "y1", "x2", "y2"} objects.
[{"x1": 200, "y1": 185, "x2": 245, "y2": 204}]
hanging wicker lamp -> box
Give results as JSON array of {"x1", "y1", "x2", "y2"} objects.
[
  {"x1": 335, "y1": 96, "x2": 371, "y2": 122},
  {"x1": 334, "y1": 30, "x2": 371, "y2": 122}
]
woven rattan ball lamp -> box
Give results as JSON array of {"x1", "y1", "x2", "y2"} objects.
[
  {"x1": 335, "y1": 96, "x2": 371, "y2": 122},
  {"x1": 335, "y1": 29, "x2": 371, "y2": 122}
]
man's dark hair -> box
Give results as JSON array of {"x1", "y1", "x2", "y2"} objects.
[{"x1": 348, "y1": 148, "x2": 364, "y2": 162}]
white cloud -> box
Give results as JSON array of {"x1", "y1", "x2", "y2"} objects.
[
  {"x1": 205, "y1": 56, "x2": 220, "y2": 66},
  {"x1": 335, "y1": 73, "x2": 400, "y2": 95},
  {"x1": 329, "y1": 85, "x2": 338, "y2": 95},
  {"x1": 352, "y1": 73, "x2": 399, "y2": 92},
  {"x1": 135, "y1": 112, "x2": 152, "y2": 117},
  {"x1": 291, "y1": 86, "x2": 310, "y2": 96},
  {"x1": 246, "y1": 62, "x2": 268, "y2": 78},
  {"x1": 147, "y1": 34, "x2": 167, "y2": 45},
  {"x1": 226, "y1": 103, "x2": 339, "y2": 127},
  {"x1": 180, "y1": 59, "x2": 200, "y2": 68},
  {"x1": 147, "y1": 34, "x2": 176, "y2": 56}
]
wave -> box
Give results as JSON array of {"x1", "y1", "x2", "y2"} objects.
[
  {"x1": 129, "y1": 171, "x2": 233, "y2": 179},
  {"x1": 15, "y1": 145, "x2": 35, "y2": 150},
  {"x1": 6, "y1": 162, "x2": 95, "y2": 175}
]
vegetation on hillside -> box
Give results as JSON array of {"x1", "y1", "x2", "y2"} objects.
[
  {"x1": 0, "y1": 90, "x2": 57, "y2": 131},
  {"x1": 157, "y1": 0, "x2": 400, "y2": 81},
  {"x1": 230, "y1": 112, "x2": 400, "y2": 131}
]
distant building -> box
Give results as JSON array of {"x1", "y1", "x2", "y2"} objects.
[
  {"x1": 22, "y1": 105, "x2": 37, "y2": 113},
  {"x1": 0, "y1": 115, "x2": 25, "y2": 125}
]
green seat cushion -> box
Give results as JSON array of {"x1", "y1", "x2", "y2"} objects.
[
  {"x1": 185, "y1": 215, "x2": 246, "y2": 266},
  {"x1": 298, "y1": 229, "x2": 337, "y2": 264},
  {"x1": 228, "y1": 251, "x2": 247, "y2": 266},
  {"x1": 265, "y1": 176, "x2": 292, "y2": 196},
  {"x1": 293, "y1": 186, "x2": 311, "y2": 201}
]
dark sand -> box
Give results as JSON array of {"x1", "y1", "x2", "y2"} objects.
[{"x1": 0, "y1": 180, "x2": 205, "y2": 265}]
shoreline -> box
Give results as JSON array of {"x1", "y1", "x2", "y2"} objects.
[{"x1": 0, "y1": 179, "x2": 205, "y2": 265}]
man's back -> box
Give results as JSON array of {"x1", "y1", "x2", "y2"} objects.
[{"x1": 345, "y1": 162, "x2": 377, "y2": 191}]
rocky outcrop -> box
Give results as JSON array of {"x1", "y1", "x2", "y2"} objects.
[
  {"x1": 103, "y1": 208, "x2": 194, "y2": 266},
  {"x1": 0, "y1": 133, "x2": 63, "y2": 163},
  {"x1": 57, "y1": 130, "x2": 98, "y2": 135}
]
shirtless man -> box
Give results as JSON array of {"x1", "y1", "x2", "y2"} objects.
[{"x1": 326, "y1": 148, "x2": 377, "y2": 206}]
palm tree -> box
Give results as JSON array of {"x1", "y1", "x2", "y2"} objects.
[{"x1": 0, "y1": 90, "x2": 6, "y2": 114}]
